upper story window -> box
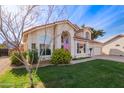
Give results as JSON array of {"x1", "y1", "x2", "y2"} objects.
[
  {"x1": 85, "y1": 32, "x2": 90, "y2": 39},
  {"x1": 31, "y1": 43, "x2": 36, "y2": 49},
  {"x1": 82, "y1": 32, "x2": 84, "y2": 38}
]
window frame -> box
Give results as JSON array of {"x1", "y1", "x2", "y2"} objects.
[
  {"x1": 77, "y1": 42, "x2": 83, "y2": 54},
  {"x1": 39, "y1": 44, "x2": 51, "y2": 56},
  {"x1": 31, "y1": 43, "x2": 36, "y2": 49},
  {"x1": 85, "y1": 32, "x2": 90, "y2": 40},
  {"x1": 83, "y1": 44, "x2": 86, "y2": 53}
]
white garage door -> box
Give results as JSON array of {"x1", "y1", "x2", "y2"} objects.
[{"x1": 93, "y1": 47, "x2": 101, "y2": 56}]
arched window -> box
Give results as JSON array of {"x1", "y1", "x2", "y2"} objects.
[
  {"x1": 86, "y1": 32, "x2": 90, "y2": 39},
  {"x1": 82, "y1": 32, "x2": 84, "y2": 38}
]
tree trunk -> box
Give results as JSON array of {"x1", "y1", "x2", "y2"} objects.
[
  {"x1": 23, "y1": 61, "x2": 34, "y2": 88},
  {"x1": 28, "y1": 68, "x2": 34, "y2": 88}
]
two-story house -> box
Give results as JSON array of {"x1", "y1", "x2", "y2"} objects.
[{"x1": 23, "y1": 20, "x2": 103, "y2": 59}]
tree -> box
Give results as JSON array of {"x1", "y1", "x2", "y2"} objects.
[
  {"x1": 0, "y1": 5, "x2": 40, "y2": 88},
  {"x1": 0, "y1": 44, "x2": 6, "y2": 49},
  {"x1": 0, "y1": 5, "x2": 67, "y2": 87},
  {"x1": 81, "y1": 25, "x2": 105, "y2": 40},
  {"x1": 90, "y1": 28, "x2": 105, "y2": 40}
]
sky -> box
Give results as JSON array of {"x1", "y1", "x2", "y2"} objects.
[
  {"x1": 0, "y1": 5, "x2": 124, "y2": 43},
  {"x1": 65, "y1": 5, "x2": 124, "y2": 42}
]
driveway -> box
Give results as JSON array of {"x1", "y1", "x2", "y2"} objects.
[
  {"x1": 71, "y1": 55, "x2": 124, "y2": 64},
  {"x1": 94, "y1": 55, "x2": 124, "y2": 62},
  {"x1": 0, "y1": 57, "x2": 11, "y2": 74}
]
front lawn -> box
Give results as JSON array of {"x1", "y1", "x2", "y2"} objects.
[{"x1": 1, "y1": 59, "x2": 124, "y2": 88}]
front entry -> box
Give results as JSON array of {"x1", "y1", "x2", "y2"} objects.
[{"x1": 61, "y1": 31, "x2": 71, "y2": 51}]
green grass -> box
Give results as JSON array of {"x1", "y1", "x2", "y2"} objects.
[{"x1": 1, "y1": 59, "x2": 124, "y2": 88}]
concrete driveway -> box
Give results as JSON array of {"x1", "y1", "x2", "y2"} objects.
[
  {"x1": 71, "y1": 55, "x2": 124, "y2": 64},
  {"x1": 0, "y1": 57, "x2": 11, "y2": 74},
  {"x1": 94, "y1": 55, "x2": 124, "y2": 62}
]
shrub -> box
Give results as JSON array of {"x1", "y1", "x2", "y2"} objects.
[
  {"x1": 27, "y1": 49, "x2": 39, "y2": 64},
  {"x1": 51, "y1": 48, "x2": 72, "y2": 65},
  {"x1": 10, "y1": 51, "x2": 27, "y2": 66},
  {"x1": 10, "y1": 49, "x2": 39, "y2": 66}
]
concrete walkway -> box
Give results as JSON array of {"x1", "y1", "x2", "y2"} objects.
[
  {"x1": 71, "y1": 57, "x2": 96, "y2": 64},
  {"x1": 0, "y1": 57, "x2": 11, "y2": 74}
]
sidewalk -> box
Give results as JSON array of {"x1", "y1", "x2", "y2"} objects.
[{"x1": 0, "y1": 57, "x2": 11, "y2": 74}]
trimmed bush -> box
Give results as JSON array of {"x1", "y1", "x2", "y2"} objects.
[
  {"x1": 51, "y1": 48, "x2": 72, "y2": 65},
  {"x1": 27, "y1": 49, "x2": 39, "y2": 64},
  {"x1": 10, "y1": 51, "x2": 27, "y2": 66},
  {"x1": 10, "y1": 49, "x2": 39, "y2": 66}
]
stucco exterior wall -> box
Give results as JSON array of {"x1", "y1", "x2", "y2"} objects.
[
  {"x1": 89, "y1": 43, "x2": 102, "y2": 56},
  {"x1": 74, "y1": 40, "x2": 90, "y2": 58},
  {"x1": 55, "y1": 23, "x2": 75, "y2": 57},
  {"x1": 27, "y1": 26, "x2": 54, "y2": 59},
  {"x1": 23, "y1": 21, "x2": 97, "y2": 59},
  {"x1": 25, "y1": 22, "x2": 76, "y2": 58},
  {"x1": 102, "y1": 37, "x2": 124, "y2": 56}
]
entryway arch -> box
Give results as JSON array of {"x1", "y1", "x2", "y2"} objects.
[{"x1": 61, "y1": 31, "x2": 71, "y2": 51}]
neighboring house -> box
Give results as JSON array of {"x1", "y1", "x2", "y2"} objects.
[
  {"x1": 3, "y1": 41, "x2": 15, "y2": 49},
  {"x1": 23, "y1": 20, "x2": 103, "y2": 59},
  {"x1": 102, "y1": 35, "x2": 124, "y2": 56}
]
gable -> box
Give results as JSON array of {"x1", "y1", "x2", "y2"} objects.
[
  {"x1": 23, "y1": 20, "x2": 79, "y2": 36},
  {"x1": 23, "y1": 20, "x2": 77, "y2": 42},
  {"x1": 104, "y1": 35, "x2": 124, "y2": 45}
]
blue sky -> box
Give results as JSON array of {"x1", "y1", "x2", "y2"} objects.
[
  {"x1": 0, "y1": 5, "x2": 124, "y2": 43},
  {"x1": 65, "y1": 5, "x2": 124, "y2": 42}
]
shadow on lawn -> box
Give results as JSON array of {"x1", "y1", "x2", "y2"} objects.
[{"x1": 10, "y1": 68, "x2": 28, "y2": 76}]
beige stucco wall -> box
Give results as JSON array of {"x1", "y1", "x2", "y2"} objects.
[
  {"x1": 89, "y1": 43, "x2": 102, "y2": 56},
  {"x1": 75, "y1": 29, "x2": 91, "y2": 40},
  {"x1": 74, "y1": 41, "x2": 90, "y2": 58},
  {"x1": 23, "y1": 22, "x2": 95, "y2": 58},
  {"x1": 55, "y1": 23, "x2": 75, "y2": 57},
  {"x1": 102, "y1": 37, "x2": 124, "y2": 56},
  {"x1": 25, "y1": 22, "x2": 76, "y2": 58}
]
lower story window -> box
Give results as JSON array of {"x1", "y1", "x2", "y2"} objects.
[
  {"x1": 84, "y1": 44, "x2": 86, "y2": 53},
  {"x1": 40, "y1": 44, "x2": 51, "y2": 55},
  {"x1": 31, "y1": 43, "x2": 36, "y2": 49},
  {"x1": 77, "y1": 43, "x2": 83, "y2": 53}
]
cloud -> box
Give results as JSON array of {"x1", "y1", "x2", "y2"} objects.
[{"x1": 69, "y1": 6, "x2": 91, "y2": 23}]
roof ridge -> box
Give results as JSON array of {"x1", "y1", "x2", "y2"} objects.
[
  {"x1": 104, "y1": 34, "x2": 124, "y2": 44},
  {"x1": 23, "y1": 19, "x2": 80, "y2": 34}
]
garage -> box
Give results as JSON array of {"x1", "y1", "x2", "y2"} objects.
[
  {"x1": 109, "y1": 49, "x2": 124, "y2": 56},
  {"x1": 102, "y1": 35, "x2": 124, "y2": 56},
  {"x1": 89, "y1": 40, "x2": 103, "y2": 56},
  {"x1": 93, "y1": 47, "x2": 102, "y2": 56}
]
